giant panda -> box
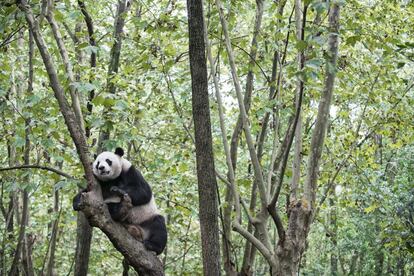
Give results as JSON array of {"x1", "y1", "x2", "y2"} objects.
[{"x1": 73, "y1": 147, "x2": 167, "y2": 255}]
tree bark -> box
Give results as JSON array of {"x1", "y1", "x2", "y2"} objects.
[
  {"x1": 290, "y1": 0, "x2": 305, "y2": 202},
  {"x1": 273, "y1": 3, "x2": 341, "y2": 276},
  {"x1": 8, "y1": 29, "x2": 34, "y2": 276},
  {"x1": 97, "y1": 0, "x2": 131, "y2": 150},
  {"x1": 186, "y1": 0, "x2": 221, "y2": 275},
  {"x1": 304, "y1": 3, "x2": 341, "y2": 209},
  {"x1": 329, "y1": 195, "x2": 338, "y2": 276},
  {"x1": 21, "y1": 29, "x2": 35, "y2": 276},
  {"x1": 78, "y1": 0, "x2": 97, "y2": 138},
  {"x1": 74, "y1": 2, "x2": 95, "y2": 274}
]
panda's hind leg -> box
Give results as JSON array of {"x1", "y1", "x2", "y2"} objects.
[
  {"x1": 141, "y1": 215, "x2": 168, "y2": 255},
  {"x1": 125, "y1": 224, "x2": 144, "y2": 241}
]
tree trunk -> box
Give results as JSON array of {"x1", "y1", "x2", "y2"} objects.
[
  {"x1": 329, "y1": 195, "x2": 338, "y2": 276},
  {"x1": 290, "y1": 0, "x2": 304, "y2": 202},
  {"x1": 186, "y1": 0, "x2": 221, "y2": 275},
  {"x1": 274, "y1": 3, "x2": 341, "y2": 275},
  {"x1": 21, "y1": 29, "x2": 35, "y2": 276},
  {"x1": 74, "y1": 3, "x2": 95, "y2": 273},
  {"x1": 8, "y1": 29, "x2": 34, "y2": 276},
  {"x1": 97, "y1": 0, "x2": 131, "y2": 149}
]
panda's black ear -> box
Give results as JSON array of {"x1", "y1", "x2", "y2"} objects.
[
  {"x1": 93, "y1": 154, "x2": 97, "y2": 160},
  {"x1": 115, "y1": 147, "x2": 124, "y2": 157}
]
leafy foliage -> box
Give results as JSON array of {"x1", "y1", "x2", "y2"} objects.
[{"x1": 0, "y1": 0, "x2": 413, "y2": 274}]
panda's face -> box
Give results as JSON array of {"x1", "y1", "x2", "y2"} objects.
[{"x1": 92, "y1": 151, "x2": 122, "y2": 182}]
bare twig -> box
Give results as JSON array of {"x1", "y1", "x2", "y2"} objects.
[{"x1": 0, "y1": 165, "x2": 73, "y2": 179}]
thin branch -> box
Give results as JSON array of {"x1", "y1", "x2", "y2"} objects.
[
  {"x1": 0, "y1": 23, "x2": 25, "y2": 48},
  {"x1": 204, "y1": 5, "x2": 240, "y2": 221},
  {"x1": 267, "y1": 4, "x2": 308, "y2": 218},
  {"x1": 240, "y1": 199, "x2": 257, "y2": 226},
  {"x1": 97, "y1": 0, "x2": 132, "y2": 149},
  {"x1": 160, "y1": 55, "x2": 195, "y2": 144},
  {"x1": 290, "y1": 0, "x2": 306, "y2": 201},
  {"x1": 46, "y1": 3, "x2": 86, "y2": 134},
  {"x1": 215, "y1": 0, "x2": 267, "y2": 212},
  {"x1": 232, "y1": 223, "x2": 275, "y2": 267},
  {"x1": 78, "y1": 0, "x2": 97, "y2": 139},
  {"x1": 0, "y1": 165, "x2": 73, "y2": 179}
]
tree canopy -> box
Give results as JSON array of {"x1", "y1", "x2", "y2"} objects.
[{"x1": 0, "y1": 0, "x2": 413, "y2": 275}]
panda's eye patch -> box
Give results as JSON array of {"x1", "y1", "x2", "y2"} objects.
[
  {"x1": 96, "y1": 161, "x2": 100, "y2": 169},
  {"x1": 106, "y1": 159, "x2": 112, "y2": 166}
]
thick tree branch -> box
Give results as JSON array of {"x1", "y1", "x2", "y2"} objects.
[
  {"x1": 304, "y1": 4, "x2": 341, "y2": 209},
  {"x1": 187, "y1": 0, "x2": 221, "y2": 274},
  {"x1": 77, "y1": 192, "x2": 164, "y2": 276},
  {"x1": 204, "y1": 5, "x2": 239, "y2": 221},
  {"x1": 215, "y1": 0, "x2": 267, "y2": 214}
]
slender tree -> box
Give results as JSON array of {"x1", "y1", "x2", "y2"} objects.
[{"x1": 186, "y1": 0, "x2": 221, "y2": 275}]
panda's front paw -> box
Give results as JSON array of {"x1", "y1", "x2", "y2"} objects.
[
  {"x1": 110, "y1": 186, "x2": 127, "y2": 196},
  {"x1": 73, "y1": 190, "x2": 87, "y2": 211}
]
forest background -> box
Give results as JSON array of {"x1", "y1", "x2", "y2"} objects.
[{"x1": 0, "y1": 0, "x2": 413, "y2": 275}]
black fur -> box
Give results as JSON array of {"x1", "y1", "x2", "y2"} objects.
[
  {"x1": 115, "y1": 147, "x2": 124, "y2": 157},
  {"x1": 72, "y1": 189, "x2": 85, "y2": 211},
  {"x1": 141, "y1": 215, "x2": 168, "y2": 255},
  {"x1": 100, "y1": 165, "x2": 152, "y2": 208},
  {"x1": 73, "y1": 155, "x2": 167, "y2": 255}
]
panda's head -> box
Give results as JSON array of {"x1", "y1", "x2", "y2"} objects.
[{"x1": 92, "y1": 147, "x2": 131, "y2": 182}]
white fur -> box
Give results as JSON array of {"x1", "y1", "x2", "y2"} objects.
[
  {"x1": 121, "y1": 158, "x2": 132, "y2": 171},
  {"x1": 126, "y1": 196, "x2": 159, "y2": 224},
  {"x1": 93, "y1": 151, "x2": 131, "y2": 181},
  {"x1": 104, "y1": 196, "x2": 121, "y2": 203}
]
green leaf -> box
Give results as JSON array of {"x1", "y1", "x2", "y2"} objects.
[
  {"x1": 346, "y1": 36, "x2": 361, "y2": 46},
  {"x1": 296, "y1": 40, "x2": 308, "y2": 51},
  {"x1": 92, "y1": 95, "x2": 105, "y2": 106}
]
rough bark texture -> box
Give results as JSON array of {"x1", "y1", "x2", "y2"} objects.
[
  {"x1": 77, "y1": 193, "x2": 164, "y2": 276},
  {"x1": 75, "y1": 1, "x2": 96, "y2": 273},
  {"x1": 74, "y1": 213, "x2": 93, "y2": 276},
  {"x1": 186, "y1": 0, "x2": 221, "y2": 275},
  {"x1": 274, "y1": 200, "x2": 311, "y2": 276},
  {"x1": 203, "y1": 7, "x2": 239, "y2": 275}
]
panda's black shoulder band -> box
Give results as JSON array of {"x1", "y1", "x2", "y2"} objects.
[{"x1": 115, "y1": 147, "x2": 124, "y2": 157}]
